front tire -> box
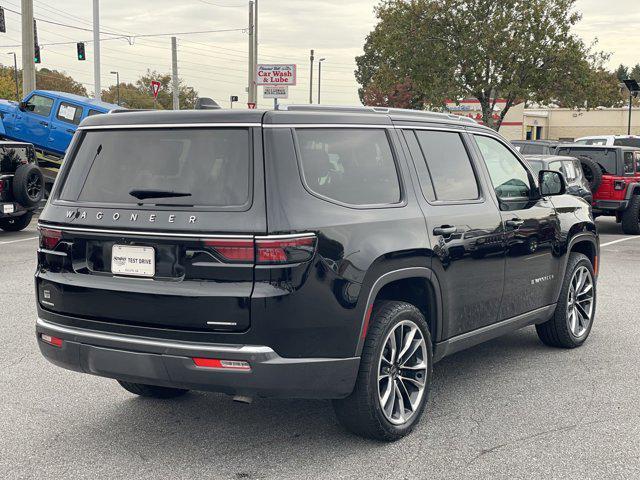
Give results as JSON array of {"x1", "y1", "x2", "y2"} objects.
[
  {"x1": 536, "y1": 253, "x2": 596, "y2": 348},
  {"x1": 117, "y1": 380, "x2": 189, "y2": 399},
  {"x1": 333, "y1": 300, "x2": 433, "y2": 441},
  {"x1": 621, "y1": 195, "x2": 640, "y2": 235}
]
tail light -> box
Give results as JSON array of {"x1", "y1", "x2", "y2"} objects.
[
  {"x1": 203, "y1": 234, "x2": 316, "y2": 265},
  {"x1": 614, "y1": 180, "x2": 626, "y2": 191},
  {"x1": 256, "y1": 236, "x2": 316, "y2": 264},
  {"x1": 39, "y1": 227, "x2": 63, "y2": 250},
  {"x1": 0, "y1": 179, "x2": 4, "y2": 192}
]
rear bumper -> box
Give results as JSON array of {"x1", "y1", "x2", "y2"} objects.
[
  {"x1": 36, "y1": 317, "x2": 360, "y2": 399},
  {"x1": 0, "y1": 201, "x2": 35, "y2": 218}
]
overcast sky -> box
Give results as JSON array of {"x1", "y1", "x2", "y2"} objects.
[{"x1": 0, "y1": 0, "x2": 638, "y2": 108}]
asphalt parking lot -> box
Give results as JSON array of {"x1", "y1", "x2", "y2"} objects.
[{"x1": 1, "y1": 216, "x2": 639, "y2": 480}]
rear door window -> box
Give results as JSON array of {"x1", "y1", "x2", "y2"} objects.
[
  {"x1": 411, "y1": 130, "x2": 480, "y2": 202},
  {"x1": 60, "y1": 128, "x2": 252, "y2": 208},
  {"x1": 295, "y1": 128, "x2": 401, "y2": 206},
  {"x1": 56, "y1": 102, "x2": 83, "y2": 125}
]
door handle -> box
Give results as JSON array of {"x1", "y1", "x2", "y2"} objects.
[
  {"x1": 506, "y1": 218, "x2": 525, "y2": 228},
  {"x1": 66, "y1": 129, "x2": 75, "y2": 134},
  {"x1": 39, "y1": 121, "x2": 49, "y2": 126},
  {"x1": 433, "y1": 225, "x2": 457, "y2": 236}
]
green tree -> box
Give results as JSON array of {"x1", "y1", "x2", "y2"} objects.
[
  {"x1": 101, "y1": 70, "x2": 198, "y2": 110},
  {"x1": 35, "y1": 68, "x2": 88, "y2": 96},
  {"x1": 615, "y1": 64, "x2": 629, "y2": 81},
  {"x1": 0, "y1": 66, "x2": 22, "y2": 100},
  {"x1": 356, "y1": 0, "x2": 617, "y2": 129},
  {"x1": 630, "y1": 64, "x2": 640, "y2": 81}
]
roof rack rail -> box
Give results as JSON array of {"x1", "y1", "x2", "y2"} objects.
[{"x1": 277, "y1": 104, "x2": 478, "y2": 124}]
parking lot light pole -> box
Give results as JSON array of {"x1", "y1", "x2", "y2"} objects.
[
  {"x1": 7, "y1": 52, "x2": 19, "y2": 101},
  {"x1": 623, "y1": 79, "x2": 640, "y2": 135},
  {"x1": 110, "y1": 71, "x2": 120, "y2": 106},
  {"x1": 318, "y1": 58, "x2": 326, "y2": 104}
]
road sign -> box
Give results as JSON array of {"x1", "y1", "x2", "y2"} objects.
[
  {"x1": 256, "y1": 64, "x2": 296, "y2": 86},
  {"x1": 264, "y1": 86, "x2": 289, "y2": 99},
  {"x1": 247, "y1": 102, "x2": 257, "y2": 109},
  {"x1": 151, "y1": 81, "x2": 161, "y2": 99},
  {"x1": 230, "y1": 95, "x2": 239, "y2": 102}
]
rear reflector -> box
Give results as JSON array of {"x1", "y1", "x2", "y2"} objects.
[
  {"x1": 41, "y1": 334, "x2": 63, "y2": 348},
  {"x1": 202, "y1": 234, "x2": 316, "y2": 265},
  {"x1": 39, "y1": 227, "x2": 63, "y2": 250},
  {"x1": 193, "y1": 358, "x2": 251, "y2": 370}
]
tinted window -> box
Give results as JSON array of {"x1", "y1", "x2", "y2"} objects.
[
  {"x1": 562, "y1": 161, "x2": 578, "y2": 181},
  {"x1": 0, "y1": 146, "x2": 32, "y2": 173},
  {"x1": 25, "y1": 94, "x2": 54, "y2": 116},
  {"x1": 475, "y1": 135, "x2": 532, "y2": 199},
  {"x1": 296, "y1": 129, "x2": 400, "y2": 206},
  {"x1": 414, "y1": 130, "x2": 479, "y2": 201},
  {"x1": 585, "y1": 138, "x2": 607, "y2": 145},
  {"x1": 56, "y1": 102, "x2": 83, "y2": 125},
  {"x1": 555, "y1": 147, "x2": 615, "y2": 174},
  {"x1": 61, "y1": 128, "x2": 251, "y2": 207},
  {"x1": 613, "y1": 138, "x2": 640, "y2": 148},
  {"x1": 521, "y1": 144, "x2": 545, "y2": 155},
  {"x1": 526, "y1": 160, "x2": 544, "y2": 175},
  {"x1": 624, "y1": 152, "x2": 634, "y2": 174}
]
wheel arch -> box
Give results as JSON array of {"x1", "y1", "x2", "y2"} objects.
[{"x1": 355, "y1": 267, "x2": 443, "y2": 356}]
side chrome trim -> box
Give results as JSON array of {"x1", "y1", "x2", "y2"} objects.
[
  {"x1": 254, "y1": 232, "x2": 316, "y2": 240},
  {"x1": 37, "y1": 248, "x2": 67, "y2": 257},
  {"x1": 263, "y1": 124, "x2": 391, "y2": 129},
  {"x1": 395, "y1": 125, "x2": 468, "y2": 132},
  {"x1": 78, "y1": 123, "x2": 261, "y2": 130},
  {"x1": 36, "y1": 318, "x2": 273, "y2": 354},
  {"x1": 37, "y1": 222, "x2": 254, "y2": 240}
]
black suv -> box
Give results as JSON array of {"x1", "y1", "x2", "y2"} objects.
[
  {"x1": 0, "y1": 141, "x2": 44, "y2": 231},
  {"x1": 35, "y1": 106, "x2": 599, "y2": 441}
]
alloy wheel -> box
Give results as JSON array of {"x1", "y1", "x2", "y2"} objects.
[
  {"x1": 566, "y1": 266, "x2": 594, "y2": 338},
  {"x1": 26, "y1": 172, "x2": 42, "y2": 200},
  {"x1": 377, "y1": 320, "x2": 428, "y2": 425}
]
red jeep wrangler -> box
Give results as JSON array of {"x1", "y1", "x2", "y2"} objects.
[{"x1": 556, "y1": 145, "x2": 640, "y2": 234}]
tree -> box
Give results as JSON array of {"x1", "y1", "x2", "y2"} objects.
[
  {"x1": 361, "y1": 77, "x2": 426, "y2": 109},
  {"x1": 36, "y1": 68, "x2": 88, "y2": 96},
  {"x1": 631, "y1": 64, "x2": 640, "y2": 82},
  {"x1": 101, "y1": 70, "x2": 198, "y2": 110},
  {"x1": 0, "y1": 66, "x2": 21, "y2": 100},
  {"x1": 615, "y1": 64, "x2": 629, "y2": 82},
  {"x1": 356, "y1": 0, "x2": 615, "y2": 130}
]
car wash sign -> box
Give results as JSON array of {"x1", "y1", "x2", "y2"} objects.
[{"x1": 256, "y1": 64, "x2": 297, "y2": 86}]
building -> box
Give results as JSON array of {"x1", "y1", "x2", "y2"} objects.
[{"x1": 447, "y1": 99, "x2": 640, "y2": 141}]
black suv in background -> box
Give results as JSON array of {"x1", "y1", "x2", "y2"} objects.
[
  {"x1": 511, "y1": 139, "x2": 560, "y2": 155},
  {"x1": 0, "y1": 141, "x2": 44, "y2": 231},
  {"x1": 35, "y1": 106, "x2": 599, "y2": 441}
]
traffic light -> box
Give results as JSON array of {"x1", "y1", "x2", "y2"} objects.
[
  {"x1": 0, "y1": 8, "x2": 6, "y2": 33},
  {"x1": 34, "y1": 45, "x2": 41, "y2": 64},
  {"x1": 77, "y1": 42, "x2": 86, "y2": 61}
]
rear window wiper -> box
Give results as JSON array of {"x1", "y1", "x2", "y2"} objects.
[{"x1": 129, "y1": 189, "x2": 192, "y2": 200}]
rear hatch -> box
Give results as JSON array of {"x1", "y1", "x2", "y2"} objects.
[{"x1": 37, "y1": 123, "x2": 265, "y2": 332}]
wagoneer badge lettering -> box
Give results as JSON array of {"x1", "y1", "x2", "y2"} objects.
[{"x1": 65, "y1": 210, "x2": 198, "y2": 225}]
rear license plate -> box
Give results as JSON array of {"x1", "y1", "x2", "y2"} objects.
[
  {"x1": 2, "y1": 204, "x2": 14, "y2": 214},
  {"x1": 111, "y1": 245, "x2": 155, "y2": 277}
]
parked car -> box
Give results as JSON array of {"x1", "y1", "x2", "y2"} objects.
[
  {"x1": 524, "y1": 155, "x2": 593, "y2": 204},
  {"x1": 555, "y1": 144, "x2": 640, "y2": 233},
  {"x1": 35, "y1": 106, "x2": 599, "y2": 441},
  {"x1": 0, "y1": 140, "x2": 44, "y2": 231},
  {"x1": 0, "y1": 90, "x2": 119, "y2": 157},
  {"x1": 511, "y1": 139, "x2": 560, "y2": 155},
  {"x1": 574, "y1": 135, "x2": 640, "y2": 148}
]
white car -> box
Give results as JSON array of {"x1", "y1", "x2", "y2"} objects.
[{"x1": 574, "y1": 135, "x2": 640, "y2": 147}]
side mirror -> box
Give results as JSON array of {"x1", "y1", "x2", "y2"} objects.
[
  {"x1": 539, "y1": 169, "x2": 566, "y2": 196},
  {"x1": 18, "y1": 101, "x2": 27, "y2": 111}
]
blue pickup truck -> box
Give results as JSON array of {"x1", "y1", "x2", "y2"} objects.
[{"x1": 0, "y1": 90, "x2": 120, "y2": 157}]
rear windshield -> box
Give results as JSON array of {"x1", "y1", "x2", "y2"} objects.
[
  {"x1": 0, "y1": 146, "x2": 33, "y2": 173},
  {"x1": 614, "y1": 138, "x2": 640, "y2": 148},
  {"x1": 60, "y1": 128, "x2": 251, "y2": 207},
  {"x1": 555, "y1": 147, "x2": 616, "y2": 174}
]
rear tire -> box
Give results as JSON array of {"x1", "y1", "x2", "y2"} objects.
[
  {"x1": 0, "y1": 212, "x2": 33, "y2": 231},
  {"x1": 577, "y1": 155, "x2": 603, "y2": 191},
  {"x1": 621, "y1": 195, "x2": 640, "y2": 235},
  {"x1": 333, "y1": 300, "x2": 433, "y2": 441},
  {"x1": 536, "y1": 253, "x2": 596, "y2": 348},
  {"x1": 117, "y1": 380, "x2": 189, "y2": 399}
]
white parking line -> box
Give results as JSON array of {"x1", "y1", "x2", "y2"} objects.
[
  {"x1": 600, "y1": 236, "x2": 640, "y2": 248},
  {"x1": 0, "y1": 237, "x2": 38, "y2": 246}
]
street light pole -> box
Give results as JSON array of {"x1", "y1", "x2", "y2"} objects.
[
  {"x1": 110, "y1": 71, "x2": 120, "y2": 106},
  {"x1": 629, "y1": 92, "x2": 633, "y2": 136},
  {"x1": 309, "y1": 49, "x2": 314, "y2": 104},
  {"x1": 7, "y1": 52, "x2": 19, "y2": 101},
  {"x1": 93, "y1": 0, "x2": 101, "y2": 100},
  {"x1": 318, "y1": 58, "x2": 326, "y2": 104}
]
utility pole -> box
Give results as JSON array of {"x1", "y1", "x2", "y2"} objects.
[
  {"x1": 253, "y1": 0, "x2": 258, "y2": 103},
  {"x1": 318, "y1": 58, "x2": 326, "y2": 104},
  {"x1": 309, "y1": 49, "x2": 314, "y2": 104},
  {"x1": 171, "y1": 36, "x2": 179, "y2": 110},
  {"x1": 20, "y1": 0, "x2": 36, "y2": 94},
  {"x1": 247, "y1": 1, "x2": 255, "y2": 107},
  {"x1": 93, "y1": 0, "x2": 101, "y2": 100},
  {"x1": 7, "y1": 52, "x2": 19, "y2": 101}
]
